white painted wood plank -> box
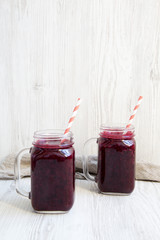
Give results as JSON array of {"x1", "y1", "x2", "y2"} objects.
[
  {"x1": 0, "y1": 179, "x2": 160, "y2": 240},
  {"x1": 0, "y1": 0, "x2": 160, "y2": 166}
]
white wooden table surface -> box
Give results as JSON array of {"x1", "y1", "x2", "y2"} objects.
[{"x1": 0, "y1": 179, "x2": 160, "y2": 240}]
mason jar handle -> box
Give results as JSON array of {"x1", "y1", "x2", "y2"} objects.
[
  {"x1": 83, "y1": 138, "x2": 97, "y2": 182},
  {"x1": 14, "y1": 148, "x2": 30, "y2": 198}
]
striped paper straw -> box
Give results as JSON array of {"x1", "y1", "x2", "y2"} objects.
[
  {"x1": 61, "y1": 98, "x2": 82, "y2": 144},
  {"x1": 126, "y1": 96, "x2": 143, "y2": 129}
]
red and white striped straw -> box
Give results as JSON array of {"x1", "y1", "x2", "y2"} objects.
[
  {"x1": 126, "y1": 96, "x2": 143, "y2": 129},
  {"x1": 61, "y1": 98, "x2": 82, "y2": 143}
]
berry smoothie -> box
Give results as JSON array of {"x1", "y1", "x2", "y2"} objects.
[
  {"x1": 30, "y1": 139, "x2": 75, "y2": 212},
  {"x1": 97, "y1": 128, "x2": 135, "y2": 194}
]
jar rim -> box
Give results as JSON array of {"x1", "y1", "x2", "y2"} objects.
[
  {"x1": 33, "y1": 129, "x2": 73, "y2": 141},
  {"x1": 33, "y1": 129, "x2": 74, "y2": 148},
  {"x1": 100, "y1": 123, "x2": 135, "y2": 132}
]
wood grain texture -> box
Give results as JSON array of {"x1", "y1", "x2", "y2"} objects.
[
  {"x1": 0, "y1": 0, "x2": 160, "y2": 164},
  {"x1": 0, "y1": 179, "x2": 160, "y2": 240}
]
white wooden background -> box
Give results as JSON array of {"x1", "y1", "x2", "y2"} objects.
[{"x1": 0, "y1": 0, "x2": 160, "y2": 165}]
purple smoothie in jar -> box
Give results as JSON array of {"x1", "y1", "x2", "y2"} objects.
[
  {"x1": 97, "y1": 125, "x2": 135, "y2": 195},
  {"x1": 30, "y1": 130, "x2": 75, "y2": 213}
]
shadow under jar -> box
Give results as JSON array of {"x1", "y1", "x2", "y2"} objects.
[
  {"x1": 14, "y1": 130, "x2": 75, "y2": 213},
  {"x1": 83, "y1": 124, "x2": 136, "y2": 195}
]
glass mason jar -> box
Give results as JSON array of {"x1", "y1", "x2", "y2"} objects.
[
  {"x1": 14, "y1": 130, "x2": 75, "y2": 213},
  {"x1": 83, "y1": 124, "x2": 136, "y2": 195}
]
